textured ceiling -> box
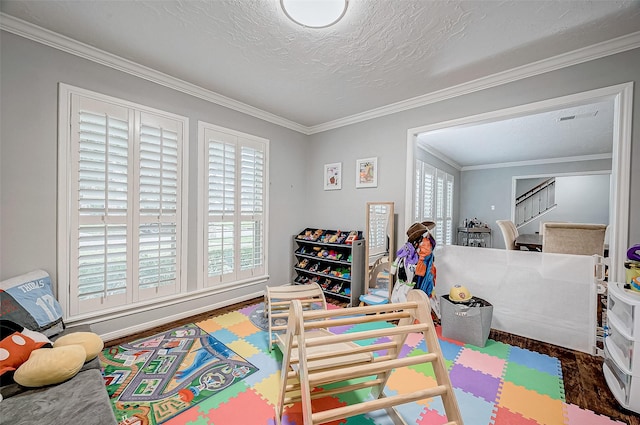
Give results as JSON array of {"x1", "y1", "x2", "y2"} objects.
[{"x1": 1, "y1": 0, "x2": 639, "y2": 128}]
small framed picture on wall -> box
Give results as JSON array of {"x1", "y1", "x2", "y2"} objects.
[
  {"x1": 356, "y1": 157, "x2": 378, "y2": 188},
  {"x1": 324, "y1": 162, "x2": 342, "y2": 190}
]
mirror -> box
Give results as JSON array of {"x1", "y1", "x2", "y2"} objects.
[{"x1": 365, "y1": 202, "x2": 395, "y2": 300}]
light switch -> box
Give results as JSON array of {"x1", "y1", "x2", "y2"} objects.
[{"x1": 491, "y1": 205, "x2": 495, "y2": 210}]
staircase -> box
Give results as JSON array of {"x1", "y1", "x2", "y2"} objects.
[{"x1": 515, "y1": 177, "x2": 556, "y2": 227}]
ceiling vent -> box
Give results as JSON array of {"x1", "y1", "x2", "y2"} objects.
[{"x1": 558, "y1": 111, "x2": 598, "y2": 122}]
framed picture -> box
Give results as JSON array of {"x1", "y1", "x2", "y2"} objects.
[
  {"x1": 324, "y1": 162, "x2": 342, "y2": 190},
  {"x1": 356, "y1": 157, "x2": 378, "y2": 188}
]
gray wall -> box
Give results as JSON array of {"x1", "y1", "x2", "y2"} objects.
[
  {"x1": 306, "y1": 49, "x2": 639, "y2": 257},
  {"x1": 0, "y1": 32, "x2": 309, "y2": 335},
  {"x1": 460, "y1": 159, "x2": 611, "y2": 249},
  {"x1": 516, "y1": 177, "x2": 550, "y2": 198},
  {"x1": 2, "y1": 30, "x2": 639, "y2": 336}
]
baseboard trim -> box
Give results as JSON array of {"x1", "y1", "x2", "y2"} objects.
[{"x1": 98, "y1": 291, "x2": 263, "y2": 343}]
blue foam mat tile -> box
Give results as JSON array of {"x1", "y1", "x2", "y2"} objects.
[
  {"x1": 243, "y1": 351, "x2": 280, "y2": 386},
  {"x1": 244, "y1": 330, "x2": 274, "y2": 353},
  {"x1": 426, "y1": 388, "x2": 495, "y2": 425},
  {"x1": 508, "y1": 345, "x2": 561, "y2": 376},
  {"x1": 207, "y1": 327, "x2": 242, "y2": 345},
  {"x1": 392, "y1": 398, "x2": 425, "y2": 423},
  {"x1": 439, "y1": 339, "x2": 465, "y2": 363}
]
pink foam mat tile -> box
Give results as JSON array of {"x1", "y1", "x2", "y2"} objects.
[
  {"x1": 491, "y1": 406, "x2": 542, "y2": 425},
  {"x1": 456, "y1": 347, "x2": 507, "y2": 378},
  {"x1": 204, "y1": 388, "x2": 277, "y2": 425},
  {"x1": 404, "y1": 331, "x2": 424, "y2": 349},
  {"x1": 282, "y1": 396, "x2": 348, "y2": 425},
  {"x1": 163, "y1": 406, "x2": 208, "y2": 425},
  {"x1": 417, "y1": 408, "x2": 449, "y2": 425},
  {"x1": 563, "y1": 403, "x2": 627, "y2": 425}
]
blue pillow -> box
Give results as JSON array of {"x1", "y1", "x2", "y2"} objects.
[{"x1": 0, "y1": 270, "x2": 64, "y2": 337}]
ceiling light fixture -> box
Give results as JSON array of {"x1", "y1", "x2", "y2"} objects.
[{"x1": 281, "y1": 0, "x2": 348, "y2": 28}]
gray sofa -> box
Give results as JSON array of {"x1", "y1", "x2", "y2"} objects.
[{"x1": 0, "y1": 325, "x2": 117, "y2": 425}]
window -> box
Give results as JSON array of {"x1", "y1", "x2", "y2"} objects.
[
  {"x1": 414, "y1": 159, "x2": 454, "y2": 246},
  {"x1": 198, "y1": 122, "x2": 268, "y2": 288},
  {"x1": 58, "y1": 84, "x2": 188, "y2": 318}
]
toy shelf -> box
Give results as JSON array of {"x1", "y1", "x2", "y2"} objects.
[{"x1": 292, "y1": 228, "x2": 365, "y2": 307}]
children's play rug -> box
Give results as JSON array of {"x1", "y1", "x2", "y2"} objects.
[{"x1": 99, "y1": 303, "x2": 624, "y2": 425}]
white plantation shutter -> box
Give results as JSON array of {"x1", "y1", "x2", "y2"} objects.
[
  {"x1": 64, "y1": 88, "x2": 187, "y2": 317},
  {"x1": 445, "y1": 174, "x2": 454, "y2": 245},
  {"x1": 435, "y1": 170, "x2": 445, "y2": 245},
  {"x1": 136, "y1": 114, "x2": 182, "y2": 298},
  {"x1": 415, "y1": 160, "x2": 435, "y2": 222},
  {"x1": 207, "y1": 134, "x2": 236, "y2": 282},
  {"x1": 239, "y1": 142, "x2": 265, "y2": 277},
  {"x1": 200, "y1": 123, "x2": 267, "y2": 287},
  {"x1": 415, "y1": 159, "x2": 454, "y2": 246},
  {"x1": 71, "y1": 96, "x2": 131, "y2": 314}
]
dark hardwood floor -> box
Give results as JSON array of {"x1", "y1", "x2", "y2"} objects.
[{"x1": 105, "y1": 296, "x2": 639, "y2": 425}]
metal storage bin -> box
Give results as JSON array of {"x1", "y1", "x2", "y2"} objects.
[{"x1": 440, "y1": 295, "x2": 493, "y2": 347}]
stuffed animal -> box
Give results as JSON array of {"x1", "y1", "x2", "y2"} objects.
[{"x1": 0, "y1": 319, "x2": 103, "y2": 389}]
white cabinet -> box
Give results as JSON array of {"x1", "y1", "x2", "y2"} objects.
[{"x1": 603, "y1": 282, "x2": 640, "y2": 414}]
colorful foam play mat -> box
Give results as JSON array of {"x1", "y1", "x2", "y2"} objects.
[{"x1": 99, "y1": 303, "x2": 624, "y2": 425}]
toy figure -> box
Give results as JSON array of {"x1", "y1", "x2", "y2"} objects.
[
  {"x1": 345, "y1": 231, "x2": 358, "y2": 244},
  {"x1": 414, "y1": 233, "x2": 437, "y2": 298}
]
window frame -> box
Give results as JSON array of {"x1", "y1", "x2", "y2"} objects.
[
  {"x1": 197, "y1": 121, "x2": 269, "y2": 291},
  {"x1": 57, "y1": 83, "x2": 189, "y2": 321}
]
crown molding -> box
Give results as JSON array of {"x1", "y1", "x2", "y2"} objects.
[
  {"x1": 0, "y1": 13, "x2": 309, "y2": 135},
  {"x1": 308, "y1": 31, "x2": 640, "y2": 134},
  {"x1": 461, "y1": 153, "x2": 613, "y2": 171},
  {"x1": 2, "y1": 12, "x2": 638, "y2": 136}
]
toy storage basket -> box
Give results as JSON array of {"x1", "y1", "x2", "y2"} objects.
[{"x1": 440, "y1": 295, "x2": 493, "y2": 347}]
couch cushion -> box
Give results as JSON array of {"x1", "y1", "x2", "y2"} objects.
[
  {"x1": 0, "y1": 368, "x2": 117, "y2": 425},
  {"x1": 0, "y1": 270, "x2": 64, "y2": 337}
]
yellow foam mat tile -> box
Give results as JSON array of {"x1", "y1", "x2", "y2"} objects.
[
  {"x1": 226, "y1": 339, "x2": 261, "y2": 359},
  {"x1": 227, "y1": 319, "x2": 262, "y2": 338},
  {"x1": 386, "y1": 366, "x2": 438, "y2": 406},
  {"x1": 498, "y1": 381, "x2": 565, "y2": 425},
  {"x1": 200, "y1": 311, "x2": 248, "y2": 329},
  {"x1": 252, "y1": 372, "x2": 281, "y2": 405}
]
